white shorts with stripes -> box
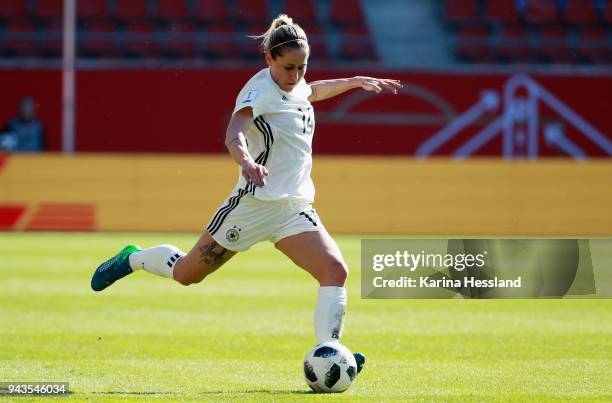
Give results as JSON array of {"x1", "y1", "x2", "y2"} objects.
[{"x1": 206, "y1": 189, "x2": 324, "y2": 252}]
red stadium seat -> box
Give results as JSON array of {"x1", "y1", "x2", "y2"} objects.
[
  {"x1": 563, "y1": 0, "x2": 600, "y2": 26},
  {"x1": 39, "y1": 18, "x2": 62, "y2": 58},
  {"x1": 535, "y1": 28, "x2": 573, "y2": 64},
  {"x1": 1, "y1": 21, "x2": 38, "y2": 57},
  {"x1": 307, "y1": 23, "x2": 331, "y2": 62},
  {"x1": 0, "y1": 0, "x2": 30, "y2": 20},
  {"x1": 308, "y1": 40, "x2": 331, "y2": 62},
  {"x1": 77, "y1": 0, "x2": 110, "y2": 21},
  {"x1": 245, "y1": 21, "x2": 268, "y2": 40},
  {"x1": 496, "y1": 27, "x2": 531, "y2": 62},
  {"x1": 523, "y1": 0, "x2": 560, "y2": 26},
  {"x1": 240, "y1": 43, "x2": 263, "y2": 60},
  {"x1": 235, "y1": 0, "x2": 270, "y2": 25},
  {"x1": 122, "y1": 21, "x2": 158, "y2": 57},
  {"x1": 338, "y1": 24, "x2": 377, "y2": 61},
  {"x1": 33, "y1": 0, "x2": 63, "y2": 20},
  {"x1": 161, "y1": 21, "x2": 197, "y2": 58},
  {"x1": 576, "y1": 29, "x2": 610, "y2": 64},
  {"x1": 445, "y1": 0, "x2": 480, "y2": 25},
  {"x1": 283, "y1": 0, "x2": 318, "y2": 25},
  {"x1": 602, "y1": 1, "x2": 612, "y2": 25},
  {"x1": 456, "y1": 26, "x2": 492, "y2": 62},
  {"x1": 156, "y1": 0, "x2": 189, "y2": 20},
  {"x1": 241, "y1": 22, "x2": 268, "y2": 59},
  {"x1": 79, "y1": 21, "x2": 119, "y2": 58},
  {"x1": 329, "y1": 0, "x2": 366, "y2": 27},
  {"x1": 485, "y1": 0, "x2": 520, "y2": 26},
  {"x1": 202, "y1": 22, "x2": 239, "y2": 59},
  {"x1": 115, "y1": 0, "x2": 149, "y2": 20},
  {"x1": 193, "y1": 0, "x2": 230, "y2": 25}
]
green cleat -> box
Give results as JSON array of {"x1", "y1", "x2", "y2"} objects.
[
  {"x1": 354, "y1": 352, "x2": 366, "y2": 374},
  {"x1": 91, "y1": 244, "x2": 141, "y2": 292}
]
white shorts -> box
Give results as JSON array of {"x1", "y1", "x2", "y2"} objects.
[{"x1": 206, "y1": 189, "x2": 324, "y2": 252}]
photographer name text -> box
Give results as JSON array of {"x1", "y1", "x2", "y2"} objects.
[{"x1": 372, "y1": 276, "x2": 522, "y2": 288}]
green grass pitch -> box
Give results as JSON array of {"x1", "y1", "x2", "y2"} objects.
[{"x1": 0, "y1": 232, "x2": 611, "y2": 402}]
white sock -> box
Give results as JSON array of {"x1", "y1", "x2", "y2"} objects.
[
  {"x1": 314, "y1": 286, "x2": 347, "y2": 343},
  {"x1": 128, "y1": 244, "x2": 185, "y2": 279}
]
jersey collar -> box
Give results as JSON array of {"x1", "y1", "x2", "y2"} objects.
[{"x1": 266, "y1": 67, "x2": 296, "y2": 98}]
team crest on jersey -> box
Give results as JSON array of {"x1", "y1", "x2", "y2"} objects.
[
  {"x1": 226, "y1": 225, "x2": 242, "y2": 242},
  {"x1": 241, "y1": 90, "x2": 258, "y2": 104}
]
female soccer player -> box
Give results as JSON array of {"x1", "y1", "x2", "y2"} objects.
[{"x1": 92, "y1": 14, "x2": 401, "y2": 374}]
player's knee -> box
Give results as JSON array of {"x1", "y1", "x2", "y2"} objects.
[
  {"x1": 321, "y1": 260, "x2": 348, "y2": 286},
  {"x1": 174, "y1": 269, "x2": 191, "y2": 286},
  {"x1": 174, "y1": 262, "x2": 207, "y2": 286},
  {"x1": 175, "y1": 270, "x2": 206, "y2": 286}
]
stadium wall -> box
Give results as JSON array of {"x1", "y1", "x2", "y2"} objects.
[
  {"x1": 0, "y1": 69, "x2": 610, "y2": 156},
  {"x1": 1, "y1": 154, "x2": 611, "y2": 235}
]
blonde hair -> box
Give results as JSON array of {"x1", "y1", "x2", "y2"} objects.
[{"x1": 252, "y1": 14, "x2": 308, "y2": 58}]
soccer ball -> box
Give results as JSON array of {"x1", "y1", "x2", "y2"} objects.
[{"x1": 303, "y1": 341, "x2": 357, "y2": 393}]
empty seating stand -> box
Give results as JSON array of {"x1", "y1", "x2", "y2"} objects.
[
  {"x1": 496, "y1": 26, "x2": 531, "y2": 63},
  {"x1": 160, "y1": 21, "x2": 197, "y2": 59},
  {"x1": 114, "y1": 0, "x2": 150, "y2": 24},
  {"x1": 563, "y1": 0, "x2": 601, "y2": 26},
  {"x1": 234, "y1": 0, "x2": 270, "y2": 26},
  {"x1": 456, "y1": 26, "x2": 492, "y2": 62},
  {"x1": 522, "y1": 0, "x2": 561, "y2": 26},
  {"x1": 192, "y1": 0, "x2": 230, "y2": 27},
  {"x1": 329, "y1": 0, "x2": 367, "y2": 28},
  {"x1": 38, "y1": 18, "x2": 62, "y2": 58},
  {"x1": 445, "y1": 0, "x2": 481, "y2": 26},
  {"x1": 156, "y1": 0, "x2": 190, "y2": 24},
  {"x1": 0, "y1": 0, "x2": 30, "y2": 23},
  {"x1": 284, "y1": 0, "x2": 318, "y2": 26},
  {"x1": 33, "y1": 0, "x2": 62, "y2": 21},
  {"x1": 0, "y1": 0, "x2": 380, "y2": 64},
  {"x1": 338, "y1": 24, "x2": 377, "y2": 61},
  {"x1": 576, "y1": 28, "x2": 611, "y2": 64},
  {"x1": 77, "y1": 0, "x2": 111, "y2": 32},
  {"x1": 447, "y1": 0, "x2": 611, "y2": 65},
  {"x1": 536, "y1": 28, "x2": 573, "y2": 64},
  {"x1": 201, "y1": 21, "x2": 239, "y2": 59},
  {"x1": 78, "y1": 21, "x2": 119, "y2": 58},
  {"x1": 0, "y1": 21, "x2": 38, "y2": 58},
  {"x1": 122, "y1": 21, "x2": 158, "y2": 58},
  {"x1": 485, "y1": 0, "x2": 520, "y2": 26}
]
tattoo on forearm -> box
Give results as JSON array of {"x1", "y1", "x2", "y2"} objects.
[{"x1": 198, "y1": 241, "x2": 228, "y2": 267}]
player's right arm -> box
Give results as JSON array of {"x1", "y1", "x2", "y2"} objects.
[{"x1": 225, "y1": 107, "x2": 269, "y2": 187}]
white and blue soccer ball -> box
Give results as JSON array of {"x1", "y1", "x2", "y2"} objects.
[{"x1": 303, "y1": 341, "x2": 357, "y2": 393}]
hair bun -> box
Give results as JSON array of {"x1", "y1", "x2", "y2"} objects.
[
  {"x1": 273, "y1": 14, "x2": 294, "y2": 29},
  {"x1": 253, "y1": 14, "x2": 307, "y2": 56}
]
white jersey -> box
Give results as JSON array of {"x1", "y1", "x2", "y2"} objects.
[{"x1": 232, "y1": 68, "x2": 315, "y2": 203}]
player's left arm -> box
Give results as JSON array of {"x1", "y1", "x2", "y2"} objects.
[{"x1": 308, "y1": 76, "x2": 402, "y2": 102}]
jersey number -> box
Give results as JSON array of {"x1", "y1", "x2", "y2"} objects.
[{"x1": 298, "y1": 107, "x2": 314, "y2": 135}]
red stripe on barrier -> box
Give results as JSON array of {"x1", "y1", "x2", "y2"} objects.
[
  {"x1": 25, "y1": 203, "x2": 96, "y2": 231},
  {"x1": 0, "y1": 204, "x2": 26, "y2": 230},
  {"x1": 0, "y1": 154, "x2": 8, "y2": 174}
]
